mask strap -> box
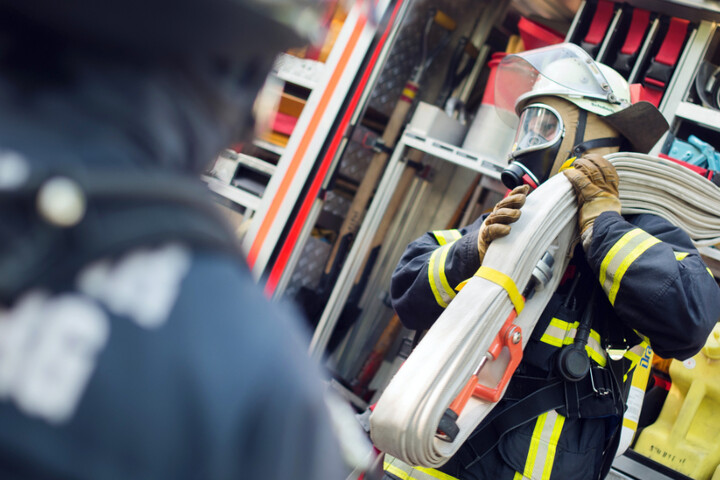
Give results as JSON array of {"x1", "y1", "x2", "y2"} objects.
[
  {"x1": 570, "y1": 108, "x2": 623, "y2": 157},
  {"x1": 572, "y1": 137, "x2": 623, "y2": 157},
  {"x1": 574, "y1": 109, "x2": 587, "y2": 147}
]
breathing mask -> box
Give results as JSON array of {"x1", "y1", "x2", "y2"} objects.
[
  {"x1": 502, "y1": 103, "x2": 564, "y2": 189},
  {"x1": 501, "y1": 95, "x2": 623, "y2": 190}
]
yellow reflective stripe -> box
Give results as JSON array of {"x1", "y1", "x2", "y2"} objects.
[
  {"x1": 428, "y1": 244, "x2": 456, "y2": 308},
  {"x1": 708, "y1": 267, "x2": 714, "y2": 277},
  {"x1": 585, "y1": 329, "x2": 606, "y2": 367},
  {"x1": 432, "y1": 229, "x2": 462, "y2": 246},
  {"x1": 608, "y1": 236, "x2": 661, "y2": 305},
  {"x1": 542, "y1": 413, "x2": 566, "y2": 480},
  {"x1": 385, "y1": 462, "x2": 411, "y2": 480},
  {"x1": 599, "y1": 229, "x2": 660, "y2": 305},
  {"x1": 540, "y1": 319, "x2": 566, "y2": 347},
  {"x1": 384, "y1": 456, "x2": 459, "y2": 480},
  {"x1": 475, "y1": 267, "x2": 524, "y2": 313},
  {"x1": 414, "y1": 466, "x2": 459, "y2": 480},
  {"x1": 513, "y1": 472, "x2": 526, "y2": 480},
  {"x1": 600, "y1": 229, "x2": 644, "y2": 288},
  {"x1": 539, "y1": 318, "x2": 606, "y2": 366},
  {"x1": 624, "y1": 348, "x2": 641, "y2": 365},
  {"x1": 522, "y1": 411, "x2": 565, "y2": 479},
  {"x1": 523, "y1": 414, "x2": 546, "y2": 477},
  {"x1": 585, "y1": 344, "x2": 607, "y2": 367}
]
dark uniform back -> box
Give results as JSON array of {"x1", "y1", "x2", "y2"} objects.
[{"x1": 0, "y1": 1, "x2": 347, "y2": 478}]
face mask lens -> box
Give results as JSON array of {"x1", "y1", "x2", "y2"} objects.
[{"x1": 511, "y1": 105, "x2": 562, "y2": 156}]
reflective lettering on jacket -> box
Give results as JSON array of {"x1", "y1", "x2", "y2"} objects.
[
  {"x1": 428, "y1": 230, "x2": 463, "y2": 308},
  {"x1": 617, "y1": 340, "x2": 652, "y2": 456},
  {"x1": 599, "y1": 228, "x2": 660, "y2": 305},
  {"x1": 384, "y1": 455, "x2": 459, "y2": 480}
]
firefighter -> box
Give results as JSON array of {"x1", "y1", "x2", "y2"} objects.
[
  {"x1": 385, "y1": 44, "x2": 720, "y2": 480},
  {"x1": 0, "y1": 1, "x2": 348, "y2": 479}
]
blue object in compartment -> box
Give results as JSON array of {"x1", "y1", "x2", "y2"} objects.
[{"x1": 669, "y1": 135, "x2": 720, "y2": 172}]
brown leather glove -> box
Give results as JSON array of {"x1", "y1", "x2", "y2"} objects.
[
  {"x1": 563, "y1": 154, "x2": 621, "y2": 243},
  {"x1": 477, "y1": 184, "x2": 530, "y2": 264}
]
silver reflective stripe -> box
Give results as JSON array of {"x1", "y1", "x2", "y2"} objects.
[
  {"x1": 428, "y1": 243, "x2": 456, "y2": 308},
  {"x1": 432, "y1": 229, "x2": 462, "y2": 246},
  {"x1": 539, "y1": 318, "x2": 606, "y2": 366},
  {"x1": 520, "y1": 410, "x2": 565, "y2": 480},
  {"x1": 384, "y1": 455, "x2": 459, "y2": 480},
  {"x1": 599, "y1": 228, "x2": 660, "y2": 305}
]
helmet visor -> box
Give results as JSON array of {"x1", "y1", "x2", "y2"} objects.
[
  {"x1": 510, "y1": 104, "x2": 564, "y2": 159},
  {"x1": 495, "y1": 43, "x2": 621, "y2": 126}
]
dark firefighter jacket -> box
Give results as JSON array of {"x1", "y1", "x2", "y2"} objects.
[
  {"x1": 0, "y1": 48, "x2": 346, "y2": 479},
  {"x1": 388, "y1": 210, "x2": 720, "y2": 480}
]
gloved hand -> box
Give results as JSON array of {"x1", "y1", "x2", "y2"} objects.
[
  {"x1": 478, "y1": 184, "x2": 530, "y2": 264},
  {"x1": 563, "y1": 154, "x2": 621, "y2": 246}
]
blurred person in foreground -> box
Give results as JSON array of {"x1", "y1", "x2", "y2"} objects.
[{"x1": 0, "y1": 1, "x2": 349, "y2": 478}]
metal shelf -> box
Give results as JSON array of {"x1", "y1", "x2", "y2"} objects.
[
  {"x1": 675, "y1": 101, "x2": 720, "y2": 133},
  {"x1": 272, "y1": 53, "x2": 325, "y2": 90},
  {"x1": 202, "y1": 175, "x2": 261, "y2": 211},
  {"x1": 237, "y1": 153, "x2": 277, "y2": 176},
  {"x1": 252, "y1": 139, "x2": 286, "y2": 156},
  {"x1": 402, "y1": 129, "x2": 505, "y2": 180}
]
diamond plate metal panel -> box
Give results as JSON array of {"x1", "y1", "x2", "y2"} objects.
[
  {"x1": 338, "y1": 0, "x2": 484, "y2": 195},
  {"x1": 322, "y1": 189, "x2": 353, "y2": 219},
  {"x1": 284, "y1": 236, "x2": 332, "y2": 298},
  {"x1": 339, "y1": 140, "x2": 374, "y2": 184},
  {"x1": 368, "y1": 0, "x2": 485, "y2": 116}
]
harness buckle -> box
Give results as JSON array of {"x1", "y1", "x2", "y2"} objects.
[{"x1": 589, "y1": 366, "x2": 611, "y2": 397}]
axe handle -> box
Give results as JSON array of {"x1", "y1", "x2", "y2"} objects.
[
  {"x1": 323, "y1": 80, "x2": 419, "y2": 275},
  {"x1": 351, "y1": 155, "x2": 420, "y2": 285},
  {"x1": 350, "y1": 171, "x2": 481, "y2": 395}
]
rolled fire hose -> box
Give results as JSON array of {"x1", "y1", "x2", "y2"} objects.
[{"x1": 370, "y1": 153, "x2": 720, "y2": 467}]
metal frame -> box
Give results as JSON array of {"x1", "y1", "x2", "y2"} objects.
[
  {"x1": 628, "y1": 17, "x2": 661, "y2": 85},
  {"x1": 675, "y1": 100, "x2": 720, "y2": 132},
  {"x1": 270, "y1": 0, "x2": 415, "y2": 300},
  {"x1": 621, "y1": 0, "x2": 720, "y2": 23},
  {"x1": 309, "y1": 118, "x2": 506, "y2": 357},
  {"x1": 565, "y1": 0, "x2": 588, "y2": 43},
  {"x1": 242, "y1": 0, "x2": 393, "y2": 279},
  {"x1": 652, "y1": 20, "x2": 717, "y2": 155},
  {"x1": 202, "y1": 175, "x2": 261, "y2": 213},
  {"x1": 597, "y1": 5, "x2": 625, "y2": 62}
]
